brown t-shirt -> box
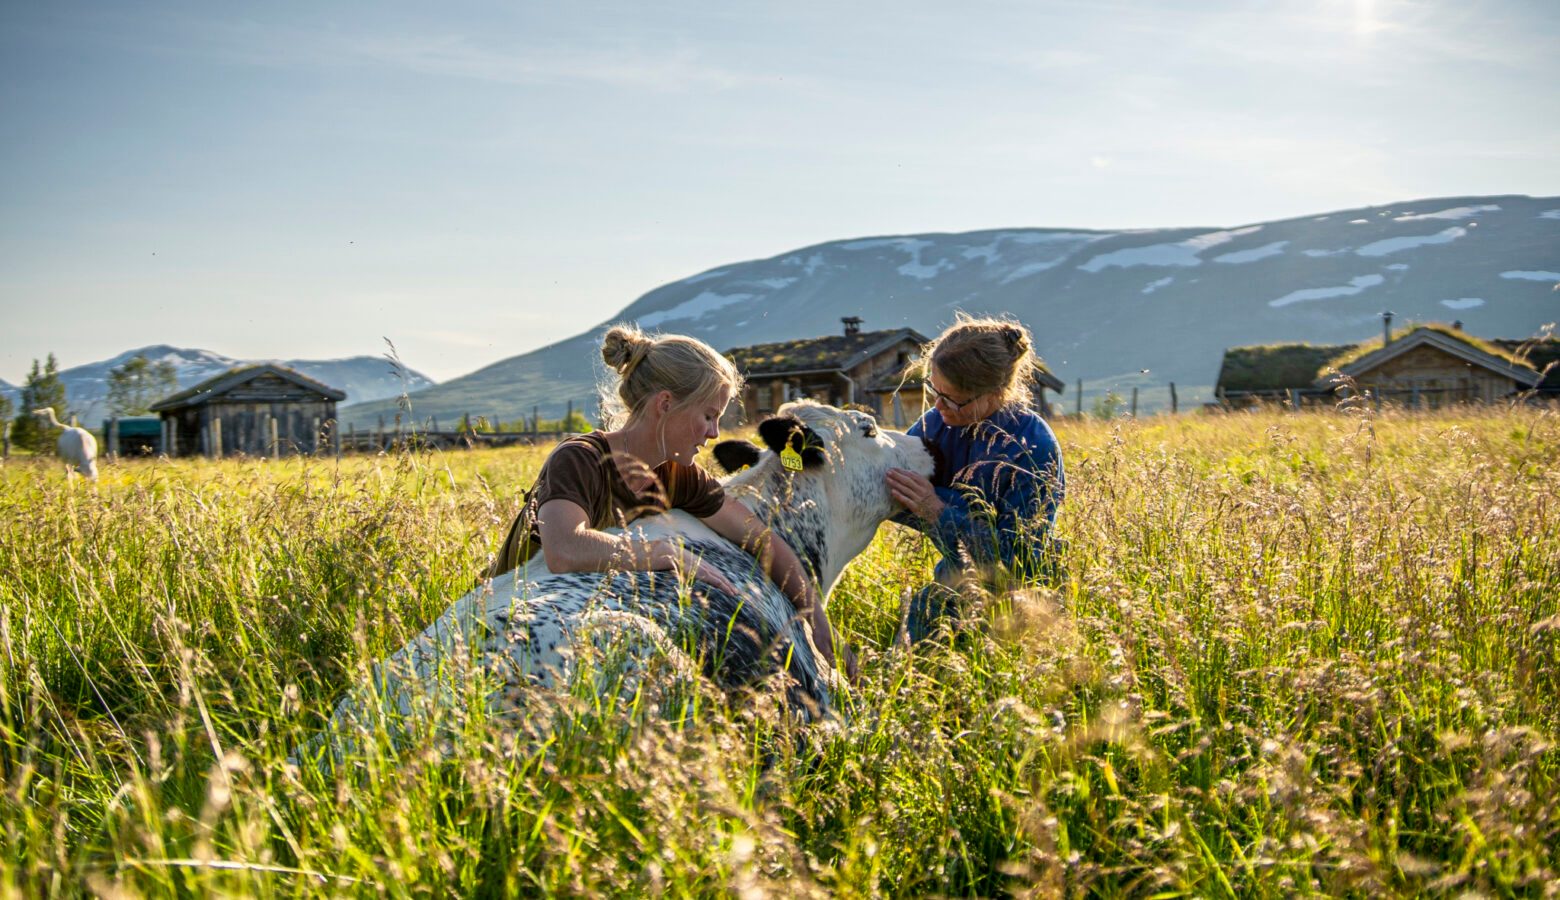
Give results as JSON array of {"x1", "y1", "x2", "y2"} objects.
[{"x1": 485, "y1": 433, "x2": 726, "y2": 579}]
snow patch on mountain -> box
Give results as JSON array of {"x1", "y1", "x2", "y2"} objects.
[
  {"x1": 1393, "y1": 204, "x2": 1500, "y2": 222},
  {"x1": 1500, "y1": 270, "x2": 1560, "y2": 282},
  {"x1": 1213, "y1": 241, "x2": 1288, "y2": 264},
  {"x1": 744, "y1": 277, "x2": 797, "y2": 290},
  {"x1": 897, "y1": 241, "x2": 955, "y2": 280},
  {"x1": 1440, "y1": 298, "x2": 1485, "y2": 310},
  {"x1": 683, "y1": 269, "x2": 729, "y2": 285},
  {"x1": 1142, "y1": 277, "x2": 1175, "y2": 294},
  {"x1": 1355, "y1": 227, "x2": 1468, "y2": 257},
  {"x1": 1541, "y1": 210, "x2": 1560, "y2": 220},
  {"x1": 1268, "y1": 274, "x2": 1385, "y2": 308},
  {"x1": 1303, "y1": 248, "x2": 1348, "y2": 257},
  {"x1": 637, "y1": 291, "x2": 754, "y2": 328},
  {"x1": 1080, "y1": 226, "x2": 1261, "y2": 272}
]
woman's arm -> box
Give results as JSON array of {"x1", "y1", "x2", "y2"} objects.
[
  {"x1": 536, "y1": 498, "x2": 741, "y2": 595},
  {"x1": 700, "y1": 496, "x2": 840, "y2": 671}
]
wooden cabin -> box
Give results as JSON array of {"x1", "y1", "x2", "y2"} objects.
[
  {"x1": 726, "y1": 318, "x2": 1066, "y2": 427},
  {"x1": 725, "y1": 321, "x2": 929, "y2": 426},
  {"x1": 1214, "y1": 324, "x2": 1554, "y2": 409},
  {"x1": 149, "y1": 364, "x2": 346, "y2": 457}
]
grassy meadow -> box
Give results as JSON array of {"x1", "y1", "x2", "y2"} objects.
[{"x1": 2, "y1": 406, "x2": 1557, "y2": 897}]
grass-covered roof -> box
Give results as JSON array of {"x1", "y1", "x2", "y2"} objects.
[
  {"x1": 1217, "y1": 325, "x2": 1557, "y2": 394},
  {"x1": 1323, "y1": 322, "x2": 1530, "y2": 375},
  {"x1": 726, "y1": 329, "x2": 925, "y2": 376},
  {"x1": 1215, "y1": 343, "x2": 1353, "y2": 393}
]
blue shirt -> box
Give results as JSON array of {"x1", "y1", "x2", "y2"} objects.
[{"x1": 897, "y1": 405, "x2": 1065, "y2": 581}]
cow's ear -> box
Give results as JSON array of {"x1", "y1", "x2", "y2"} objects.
[
  {"x1": 757, "y1": 415, "x2": 827, "y2": 468},
  {"x1": 712, "y1": 439, "x2": 763, "y2": 474}
]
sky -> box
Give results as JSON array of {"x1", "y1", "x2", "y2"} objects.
[{"x1": 2, "y1": 0, "x2": 1557, "y2": 385}]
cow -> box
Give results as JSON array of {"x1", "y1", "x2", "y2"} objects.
[{"x1": 310, "y1": 401, "x2": 934, "y2": 757}]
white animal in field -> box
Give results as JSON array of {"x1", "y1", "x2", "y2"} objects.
[
  {"x1": 32, "y1": 408, "x2": 98, "y2": 480},
  {"x1": 313, "y1": 401, "x2": 934, "y2": 756}
]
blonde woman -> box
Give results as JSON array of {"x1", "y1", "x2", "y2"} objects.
[
  {"x1": 488, "y1": 324, "x2": 840, "y2": 668},
  {"x1": 885, "y1": 316, "x2": 1065, "y2": 641}
]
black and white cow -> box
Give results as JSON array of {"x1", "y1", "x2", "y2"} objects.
[{"x1": 317, "y1": 401, "x2": 933, "y2": 749}]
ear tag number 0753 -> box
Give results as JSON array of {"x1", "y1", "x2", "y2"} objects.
[{"x1": 780, "y1": 445, "x2": 804, "y2": 472}]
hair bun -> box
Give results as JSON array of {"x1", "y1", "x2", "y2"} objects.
[
  {"x1": 601, "y1": 326, "x2": 654, "y2": 374},
  {"x1": 1001, "y1": 324, "x2": 1029, "y2": 356}
]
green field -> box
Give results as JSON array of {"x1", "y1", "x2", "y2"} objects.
[{"x1": 2, "y1": 407, "x2": 1557, "y2": 897}]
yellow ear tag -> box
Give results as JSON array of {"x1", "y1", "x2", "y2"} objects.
[{"x1": 780, "y1": 445, "x2": 804, "y2": 472}]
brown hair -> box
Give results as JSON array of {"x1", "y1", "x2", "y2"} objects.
[
  {"x1": 599, "y1": 324, "x2": 745, "y2": 429},
  {"x1": 925, "y1": 313, "x2": 1039, "y2": 409}
]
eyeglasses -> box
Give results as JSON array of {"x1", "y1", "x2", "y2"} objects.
[{"x1": 925, "y1": 382, "x2": 982, "y2": 412}]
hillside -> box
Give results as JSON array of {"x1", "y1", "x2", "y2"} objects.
[{"x1": 340, "y1": 194, "x2": 1560, "y2": 426}]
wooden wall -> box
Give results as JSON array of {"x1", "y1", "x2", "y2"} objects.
[
  {"x1": 161, "y1": 373, "x2": 340, "y2": 456},
  {"x1": 1355, "y1": 345, "x2": 1520, "y2": 407}
]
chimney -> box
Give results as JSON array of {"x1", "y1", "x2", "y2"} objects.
[
  {"x1": 842, "y1": 316, "x2": 862, "y2": 337},
  {"x1": 1381, "y1": 310, "x2": 1395, "y2": 346},
  {"x1": 1452, "y1": 320, "x2": 1463, "y2": 331}
]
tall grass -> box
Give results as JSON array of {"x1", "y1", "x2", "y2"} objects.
[{"x1": 2, "y1": 407, "x2": 1556, "y2": 896}]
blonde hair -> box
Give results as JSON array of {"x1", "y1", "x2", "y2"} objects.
[
  {"x1": 598, "y1": 324, "x2": 745, "y2": 429},
  {"x1": 924, "y1": 313, "x2": 1039, "y2": 409}
]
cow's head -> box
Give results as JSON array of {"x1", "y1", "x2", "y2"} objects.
[{"x1": 713, "y1": 400, "x2": 933, "y2": 595}]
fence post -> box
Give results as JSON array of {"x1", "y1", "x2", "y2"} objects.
[
  {"x1": 212, "y1": 417, "x2": 223, "y2": 458},
  {"x1": 1075, "y1": 378, "x2": 1083, "y2": 416},
  {"x1": 1289, "y1": 388, "x2": 1301, "y2": 411},
  {"x1": 107, "y1": 418, "x2": 118, "y2": 461},
  {"x1": 346, "y1": 421, "x2": 355, "y2": 455},
  {"x1": 2, "y1": 420, "x2": 10, "y2": 459},
  {"x1": 1130, "y1": 387, "x2": 1139, "y2": 418},
  {"x1": 1169, "y1": 382, "x2": 1178, "y2": 414},
  {"x1": 532, "y1": 405, "x2": 540, "y2": 441}
]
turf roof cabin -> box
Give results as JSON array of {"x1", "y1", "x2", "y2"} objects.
[
  {"x1": 725, "y1": 317, "x2": 1066, "y2": 427},
  {"x1": 150, "y1": 363, "x2": 346, "y2": 457},
  {"x1": 1214, "y1": 323, "x2": 1557, "y2": 410}
]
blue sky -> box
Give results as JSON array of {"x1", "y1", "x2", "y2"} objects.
[{"x1": 3, "y1": 0, "x2": 1557, "y2": 383}]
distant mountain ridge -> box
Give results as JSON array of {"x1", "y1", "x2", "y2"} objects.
[
  {"x1": 1, "y1": 346, "x2": 435, "y2": 424},
  {"x1": 342, "y1": 194, "x2": 1559, "y2": 424}
]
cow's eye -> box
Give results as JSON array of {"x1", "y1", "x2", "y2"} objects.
[{"x1": 860, "y1": 422, "x2": 878, "y2": 438}]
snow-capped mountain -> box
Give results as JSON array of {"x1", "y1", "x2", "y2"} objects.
[
  {"x1": 2, "y1": 346, "x2": 435, "y2": 424},
  {"x1": 346, "y1": 194, "x2": 1557, "y2": 424}
]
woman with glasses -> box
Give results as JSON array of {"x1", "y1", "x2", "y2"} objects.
[{"x1": 884, "y1": 315, "x2": 1065, "y2": 642}]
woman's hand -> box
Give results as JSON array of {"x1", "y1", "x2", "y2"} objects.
[
  {"x1": 646, "y1": 538, "x2": 741, "y2": 596},
  {"x1": 886, "y1": 467, "x2": 945, "y2": 521},
  {"x1": 690, "y1": 557, "x2": 740, "y2": 596}
]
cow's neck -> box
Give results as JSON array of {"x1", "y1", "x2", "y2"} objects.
[{"x1": 735, "y1": 464, "x2": 861, "y2": 598}]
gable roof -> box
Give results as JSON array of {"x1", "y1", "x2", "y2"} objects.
[
  {"x1": 726, "y1": 328, "x2": 930, "y2": 377},
  {"x1": 1327, "y1": 326, "x2": 1541, "y2": 388},
  {"x1": 150, "y1": 363, "x2": 347, "y2": 411},
  {"x1": 1215, "y1": 343, "x2": 1354, "y2": 394}
]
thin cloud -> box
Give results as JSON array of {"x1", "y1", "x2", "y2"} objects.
[{"x1": 168, "y1": 18, "x2": 786, "y2": 93}]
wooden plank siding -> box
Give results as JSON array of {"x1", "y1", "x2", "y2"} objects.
[
  {"x1": 1349, "y1": 343, "x2": 1521, "y2": 407},
  {"x1": 153, "y1": 366, "x2": 344, "y2": 458}
]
